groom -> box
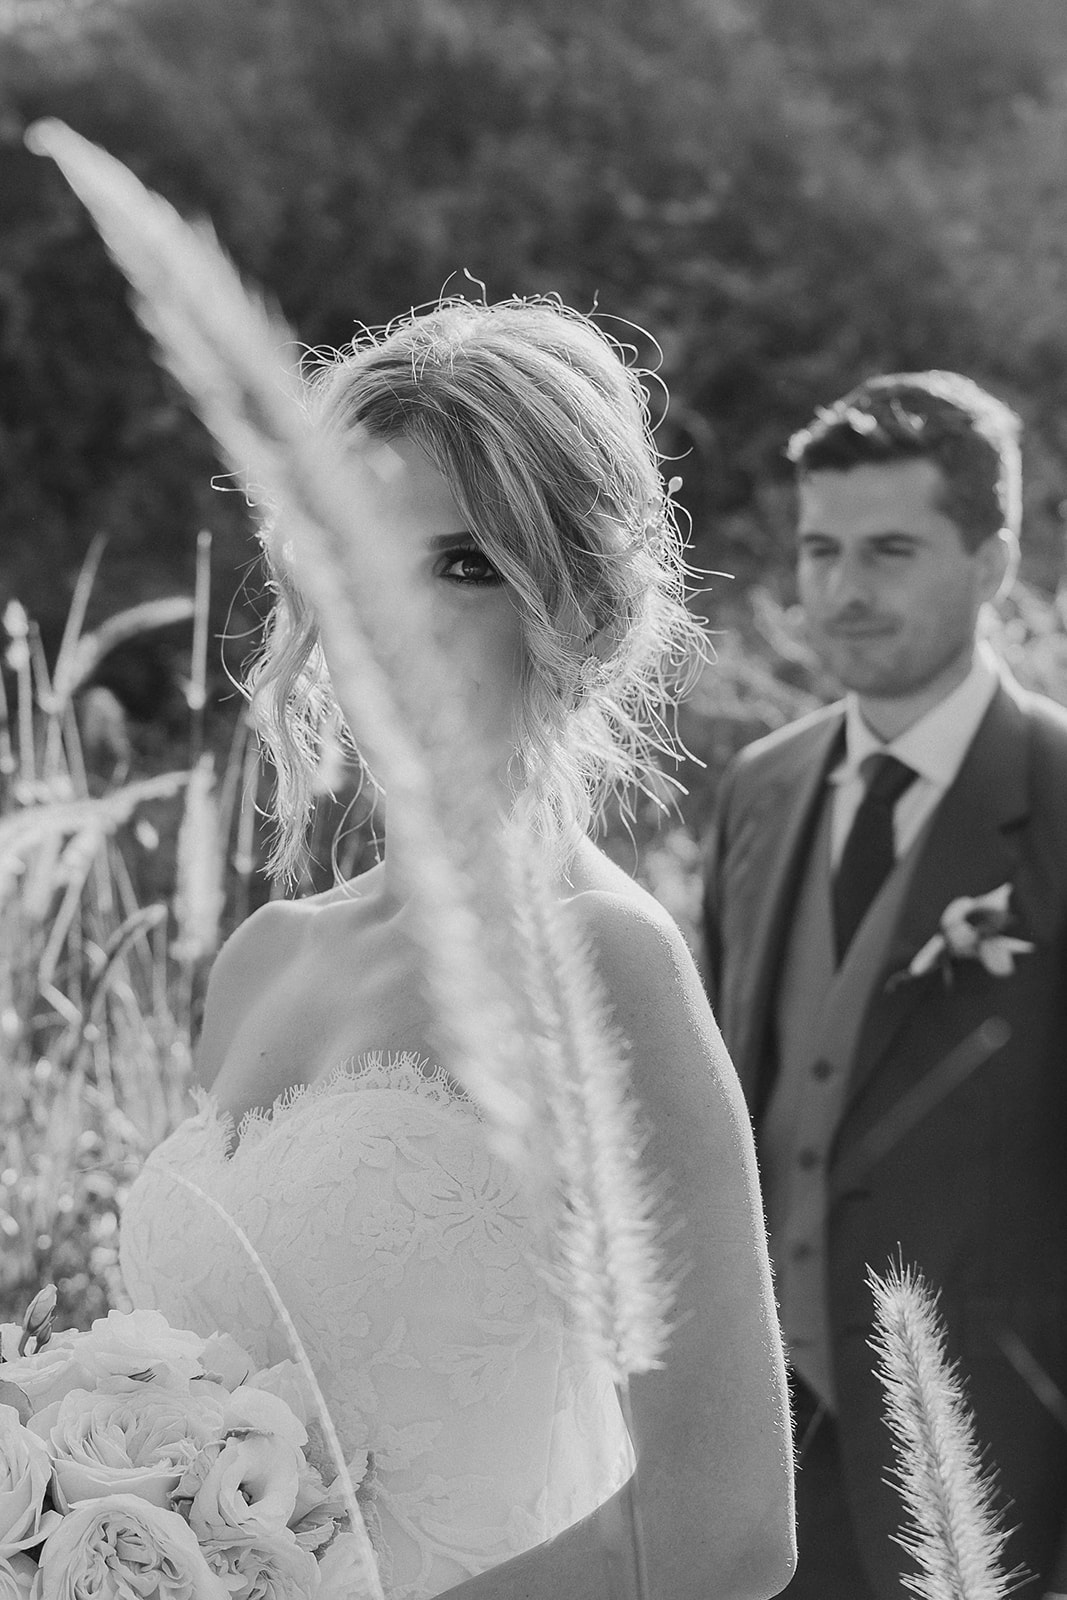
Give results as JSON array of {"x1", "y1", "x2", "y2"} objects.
[{"x1": 703, "y1": 372, "x2": 1067, "y2": 1600}]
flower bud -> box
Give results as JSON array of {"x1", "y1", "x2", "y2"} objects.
[{"x1": 18, "y1": 1285, "x2": 57, "y2": 1356}]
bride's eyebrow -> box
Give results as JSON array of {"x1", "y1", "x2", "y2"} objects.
[{"x1": 428, "y1": 531, "x2": 477, "y2": 549}]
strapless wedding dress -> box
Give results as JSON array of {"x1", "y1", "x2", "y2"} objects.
[{"x1": 118, "y1": 1053, "x2": 634, "y2": 1600}]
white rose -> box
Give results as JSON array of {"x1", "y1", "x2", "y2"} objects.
[
  {"x1": 28, "y1": 1384, "x2": 225, "y2": 1511},
  {"x1": 35, "y1": 1493, "x2": 228, "y2": 1600},
  {"x1": 0, "y1": 1405, "x2": 62, "y2": 1557},
  {"x1": 72, "y1": 1309, "x2": 206, "y2": 1388},
  {"x1": 201, "y1": 1531, "x2": 320, "y2": 1600},
  {"x1": 176, "y1": 1433, "x2": 303, "y2": 1542},
  {"x1": 197, "y1": 1334, "x2": 253, "y2": 1391},
  {"x1": 243, "y1": 1360, "x2": 316, "y2": 1429},
  {"x1": 0, "y1": 1554, "x2": 37, "y2": 1599},
  {"x1": 0, "y1": 1332, "x2": 95, "y2": 1413},
  {"x1": 223, "y1": 1386, "x2": 307, "y2": 1451}
]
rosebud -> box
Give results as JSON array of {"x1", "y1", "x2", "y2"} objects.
[{"x1": 18, "y1": 1285, "x2": 57, "y2": 1357}]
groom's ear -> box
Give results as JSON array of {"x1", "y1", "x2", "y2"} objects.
[{"x1": 978, "y1": 528, "x2": 1018, "y2": 605}]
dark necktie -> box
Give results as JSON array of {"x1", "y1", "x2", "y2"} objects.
[{"x1": 832, "y1": 752, "x2": 918, "y2": 964}]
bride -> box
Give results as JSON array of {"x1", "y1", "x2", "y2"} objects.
[{"x1": 119, "y1": 297, "x2": 795, "y2": 1600}]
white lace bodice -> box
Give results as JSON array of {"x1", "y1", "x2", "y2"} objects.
[{"x1": 118, "y1": 1054, "x2": 633, "y2": 1600}]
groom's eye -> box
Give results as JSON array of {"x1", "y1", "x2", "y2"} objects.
[{"x1": 873, "y1": 536, "x2": 919, "y2": 560}]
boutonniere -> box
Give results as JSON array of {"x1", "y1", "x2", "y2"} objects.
[{"x1": 890, "y1": 883, "x2": 1034, "y2": 988}]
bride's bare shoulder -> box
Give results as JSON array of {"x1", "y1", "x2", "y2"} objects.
[
  {"x1": 190, "y1": 900, "x2": 308, "y2": 1091},
  {"x1": 564, "y1": 840, "x2": 682, "y2": 954},
  {"x1": 563, "y1": 840, "x2": 730, "y2": 1108},
  {"x1": 192, "y1": 866, "x2": 383, "y2": 1089},
  {"x1": 209, "y1": 862, "x2": 384, "y2": 972}
]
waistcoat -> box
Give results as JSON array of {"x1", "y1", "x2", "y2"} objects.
[{"x1": 761, "y1": 788, "x2": 929, "y2": 1407}]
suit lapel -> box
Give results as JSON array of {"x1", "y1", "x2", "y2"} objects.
[
  {"x1": 730, "y1": 710, "x2": 845, "y2": 1110},
  {"x1": 842, "y1": 681, "x2": 1031, "y2": 1114}
]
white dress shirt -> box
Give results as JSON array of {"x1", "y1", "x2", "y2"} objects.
[{"x1": 828, "y1": 642, "x2": 1001, "y2": 868}]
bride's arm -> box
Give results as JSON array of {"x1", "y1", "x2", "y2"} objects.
[{"x1": 441, "y1": 894, "x2": 797, "y2": 1600}]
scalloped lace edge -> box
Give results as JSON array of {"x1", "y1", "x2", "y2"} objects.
[{"x1": 188, "y1": 1051, "x2": 485, "y2": 1163}]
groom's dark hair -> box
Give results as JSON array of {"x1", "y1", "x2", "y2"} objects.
[{"x1": 787, "y1": 370, "x2": 1022, "y2": 550}]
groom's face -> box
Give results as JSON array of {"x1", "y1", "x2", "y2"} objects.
[{"x1": 796, "y1": 457, "x2": 1006, "y2": 701}]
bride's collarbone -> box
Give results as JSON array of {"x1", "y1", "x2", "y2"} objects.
[{"x1": 208, "y1": 937, "x2": 436, "y2": 1128}]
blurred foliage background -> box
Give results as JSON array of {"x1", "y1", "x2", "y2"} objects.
[
  {"x1": 6, "y1": 0, "x2": 1067, "y2": 631},
  {"x1": 4, "y1": 0, "x2": 1067, "y2": 1325}
]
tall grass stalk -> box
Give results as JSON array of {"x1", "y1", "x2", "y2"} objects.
[
  {"x1": 173, "y1": 752, "x2": 224, "y2": 971},
  {"x1": 230, "y1": 725, "x2": 261, "y2": 928},
  {"x1": 158, "y1": 1168, "x2": 385, "y2": 1600},
  {"x1": 188, "y1": 529, "x2": 212, "y2": 764},
  {"x1": 0, "y1": 657, "x2": 14, "y2": 783},
  {"x1": 0, "y1": 543, "x2": 262, "y2": 1328},
  {"x1": 51, "y1": 596, "x2": 197, "y2": 717},
  {"x1": 4, "y1": 601, "x2": 36, "y2": 788},
  {"x1": 30, "y1": 119, "x2": 676, "y2": 1598}
]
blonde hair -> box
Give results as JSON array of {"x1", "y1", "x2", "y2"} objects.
[{"x1": 246, "y1": 295, "x2": 706, "y2": 880}]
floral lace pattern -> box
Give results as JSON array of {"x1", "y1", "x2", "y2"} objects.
[{"x1": 118, "y1": 1054, "x2": 633, "y2": 1600}]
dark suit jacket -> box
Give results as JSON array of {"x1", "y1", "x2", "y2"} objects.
[{"x1": 704, "y1": 676, "x2": 1067, "y2": 1598}]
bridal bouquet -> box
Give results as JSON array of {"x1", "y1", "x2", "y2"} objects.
[{"x1": 0, "y1": 1288, "x2": 365, "y2": 1599}]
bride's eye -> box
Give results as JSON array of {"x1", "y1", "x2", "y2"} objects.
[{"x1": 437, "y1": 546, "x2": 502, "y2": 587}]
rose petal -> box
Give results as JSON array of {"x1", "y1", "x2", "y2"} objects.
[
  {"x1": 0, "y1": 1406, "x2": 56, "y2": 1558},
  {"x1": 35, "y1": 1492, "x2": 229, "y2": 1600},
  {"x1": 224, "y1": 1385, "x2": 307, "y2": 1449},
  {"x1": 197, "y1": 1335, "x2": 253, "y2": 1391},
  {"x1": 0, "y1": 1553, "x2": 38, "y2": 1599}
]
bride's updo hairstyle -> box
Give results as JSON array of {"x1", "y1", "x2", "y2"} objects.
[{"x1": 248, "y1": 295, "x2": 705, "y2": 880}]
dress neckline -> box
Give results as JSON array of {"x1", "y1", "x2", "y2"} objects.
[{"x1": 191, "y1": 1050, "x2": 484, "y2": 1164}]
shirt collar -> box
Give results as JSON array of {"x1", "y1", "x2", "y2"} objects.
[{"x1": 833, "y1": 640, "x2": 1001, "y2": 791}]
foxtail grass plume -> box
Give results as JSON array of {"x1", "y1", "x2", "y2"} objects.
[
  {"x1": 0, "y1": 772, "x2": 188, "y2": 914},
  {"x1": 507, "y1": 830, "x2": 667, "y2": 1600},
  {"x1": 26, "y1": 118, "x2": 540, "y2": 1173},
  {"x1": 508, "y1": 828, "x2": 671, "y2": 1381},
  {"x1": 868, "y1": 1261, "x2": 1013, "y2": 1600},
  {"x1": 50, "y1": 596, "x2": 197, "y2": 715}
]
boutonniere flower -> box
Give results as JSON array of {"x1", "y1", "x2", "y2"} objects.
[{"x1": 892, "y1": 883, "x2": 1034, "y2": 988}]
